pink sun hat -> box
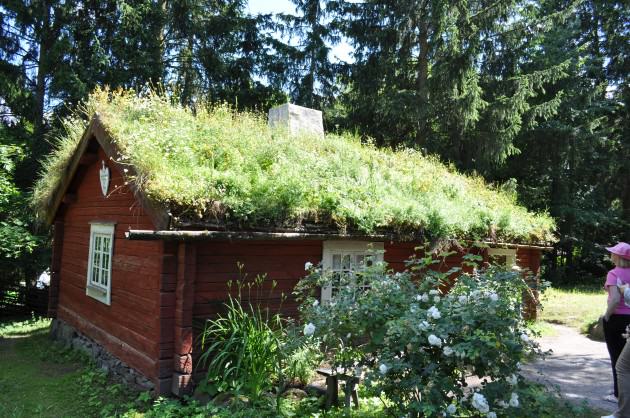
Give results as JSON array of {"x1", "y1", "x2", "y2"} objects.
[{"x1": 606, "y1": 242, "x2": 630, "y2": 260}]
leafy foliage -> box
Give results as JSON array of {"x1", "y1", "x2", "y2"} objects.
[
  {"x1": 198, "y1": 274, "x2": 321, "y2": 409},
  {"x1": 0, "y1": 125, "x2": 46, "y2": 297},
  {"x1": 198, "y1": 288, "x2": 284, "y2": 400},
  {"x1": 33, "y1": 89, "x2": 554, "y2": 244}
]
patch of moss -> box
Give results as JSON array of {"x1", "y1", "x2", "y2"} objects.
[{"x1": 33, "y1": 88, "x2": 555, "y2": 243}]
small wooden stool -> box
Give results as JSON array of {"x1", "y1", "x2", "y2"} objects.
[{"x1": 316, "y1": 367, "x2": 360, "y2": 409}]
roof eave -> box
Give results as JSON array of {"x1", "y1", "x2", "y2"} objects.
[{"x1": 43, "y1": 115, "x2": 170, "y2": 229}]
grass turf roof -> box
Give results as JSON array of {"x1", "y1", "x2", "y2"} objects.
[{"x1": 33, "y1": 89, "x2": 555, "y2": 243}]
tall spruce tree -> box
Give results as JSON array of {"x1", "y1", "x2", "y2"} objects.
[
  {"x1": 330, "y1": 0, "x2": 570, "y2": 172},
  {"x1": 274, "y1": 0, "x2": 338, "y2": 109}
]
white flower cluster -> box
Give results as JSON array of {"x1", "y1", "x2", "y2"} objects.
[
  {"x1": 379, "y1": 363, "x2": 388, "y2": 375},
  {"x1": 507, "y1": 374, "x2": 518, "y2": 385},
  {"x1": 488, "y1": 412, "x2": 497, "y2": 418},
  {"x1": 443, "y1": 346, "x2": 454, "y2": 356},
  {"x1": 304, "y1": 261, "x2": 313, "y2": 271},
  {"x1": 303, "y1": 322, "x2": 315, "y2": 336},
  {"x1": 520, "y1": 332, "x2": 529, "y2": 343},
  {"x1": 488, "y1": 292, "x2": 499, "y2": 301},
  {"x1": 427, "y1": 306, "x2": 441, "y2": 319},
  {"x1": 416, "y1": 293, "x2": 430, "y2": 302},
  {"x1": 418, "y1": 320, "x2": 430, "y2": 331},
  {"x1": 471, "y1": 393, "x2": 489, "y2": 413},
  {"x1": 458, "y1": 295, "x2": 468, "y2": 304},
  {"x1": 429, "y1": 289, "x2": 440, "y2": 296},
  {"x1": 428, "y1": 334, "x2": 442, "y2": 347},
  {"x1": 446, "y1": 404, "x2": 456, "y2": 414},
  {"x1": 509, "y1": 392, "x2": 519, "y2": 407}
]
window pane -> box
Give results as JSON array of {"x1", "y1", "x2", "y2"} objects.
[
  {"x1": 355, "y1": 254, "x2": 365, "y2": 269},
  {"x1": 332, "y1": 254, "x2": 341, "y2": 270},
  {"x1": 102, "y1": 253, "x2": 109, "y2": 270},
  {"x1": 94, "y1": 252, "x2": 101, "y2": 270},
  {"x1": 103, "y1": 236, "x2": 110, "y2": 252},
  {"x1": 102, "y1": 270, "x2": 108, "y2": 287},
  {"x1": 342, "y1": 254, "x2": 351, "y2": 270},
  {"x1": 94, "y1": 266, "x2": 100, "y2": 284},
  {"x1": 95, "y1": 236, "x2": 102, "y2": 251}
]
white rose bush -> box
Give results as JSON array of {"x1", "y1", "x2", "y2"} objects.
[{"x1": 295, "y1": 250, "x2": 545, "y2": 417}]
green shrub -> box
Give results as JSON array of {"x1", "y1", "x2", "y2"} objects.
[
  {"x1": 295, "y1": 248, "x2": 544, "y2": 417},
  {"x1": 283, "y1": 340, "x2": 321, "y2": 386}
]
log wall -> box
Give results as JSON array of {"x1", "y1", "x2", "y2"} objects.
[{"x1": 56, "y1": 145, "x2": 162, "y2": 382}]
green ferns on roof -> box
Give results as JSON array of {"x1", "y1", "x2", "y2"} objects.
[{"x1": 33, "y1": 89, "x2": 555, "y2": 243}]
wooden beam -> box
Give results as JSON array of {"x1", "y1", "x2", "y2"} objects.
[
  {"x1": 171, "y1": 242, "x2": 196, "y2": 397},
  {"x1": 126, "y1": 229, "x2": 395, "y2": 242},
  {"x1": 48, "y1": 221, "x2": 64, "y2": 318}
]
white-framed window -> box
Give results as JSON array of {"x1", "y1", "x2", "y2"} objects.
[
  {"x1": 86, "y1": 222, "x2": 115, "y2": 305},
  {"x1": 487, "y1": 247, "x2": 516, "y2": 268},
  {"x1": 321, "y1": 241, "x2": 384, "y2": 303}
]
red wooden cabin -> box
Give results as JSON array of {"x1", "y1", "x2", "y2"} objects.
[{"x1": 42, "y1": 103, "x2": 549, "y2": 396}]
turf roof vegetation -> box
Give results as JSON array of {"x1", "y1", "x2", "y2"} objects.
[{"x1": 34, "y1": 89, "x2": 555, "y2": 243}]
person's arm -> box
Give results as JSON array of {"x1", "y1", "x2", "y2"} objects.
[
  {"x1": 621, "y1": 283, "x2": 630, "y2": 307},
  {"x1": 604, "y1": 285, "x2": 621, "y2": 321}
]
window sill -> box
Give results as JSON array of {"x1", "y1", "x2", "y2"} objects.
[{"x1": 86, "y1": 284, "x2": 110, "y2": 305}]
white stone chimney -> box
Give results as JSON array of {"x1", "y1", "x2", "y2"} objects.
[{"x1": 268, "y1": 103, "x2": 324, "y2": 138}]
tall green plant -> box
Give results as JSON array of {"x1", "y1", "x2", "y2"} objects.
[{"x1": 198, "y1": 278, "x2": 284, "y2": 400}]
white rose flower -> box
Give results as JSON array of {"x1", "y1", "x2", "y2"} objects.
[
  {"x1": 312, "y1": 299, "x2": 319, "y2": 307},
  {"x1": 488, "y1": 412, "x2": 497, "y2": 418},
  {"x1": 520, "y1": 333, "x2": 529, "y2": 343},
  {"x1": 416, "y1": 294, "x2": 424, "y2": 302},
  {"x1": 304, "y1": 261, "x2": 313, "y2": 270},
  {"x1": 446, "y1": 404, "x2": 456, "y2": 414},
  {"x1": 507, "y1": 374, "x2": 518, "y2": 385},
  {"x1": 419, "y1": 320, "x2": 430, "y2": 330},
  {"x1": 428, "y1": 334, "x2": 442, "y2": 347},
  {"x1": 421, "y1": 293, "x2": 430, "y2": 302},
  {"x1": 303, "y1": 322, "x2": 316, "y2": 336},
  {"x1": 427, "y1": 306, "x2": 441, "y2": 319},
  {"x1": 471, "y1": 393, "x2": 490, "y2": 414},
  {"x1": 509, "y1": 392, "x2": 519, "y2": 407},
  {"x1": 434, "y1": 295, "x2": 441, "y2": 303},
  {"x1": 489, "y1": 292, "x2": 499, "y2": 301},
  {"x1": 496, "y1": 400, "x2": 509, "y2": 408},
  {"x1": 429, "y1": 289, "x2": 440, "y2": 296},
  {"x1": 458, "y1": 295, "x2": 468, "y2": 304},
  {"x1": 443, "y1": 346, "x2": 454, "y2": 356},
  {"x1": 379, "y1": 363, "x2": 388, "y2": 375}
]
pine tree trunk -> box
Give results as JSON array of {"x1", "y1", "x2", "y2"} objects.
[
  {"x1": 33, "y1": 1, "x2": 51, "y2": 146},
  {"x1": 416, "y1": 26, "x2": 429, "y2": 146}
]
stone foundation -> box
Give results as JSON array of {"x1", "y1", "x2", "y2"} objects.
[{"x1": 50, "y1": 318, "x2": 154, "y2": 392}]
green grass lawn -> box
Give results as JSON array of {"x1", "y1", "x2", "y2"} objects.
[
  {"x1": 0, "y1": 316, "x2": 86, "y2": 418},
  {"x1": 538, "y1": 286, "x2": 606, "y2": 336}
]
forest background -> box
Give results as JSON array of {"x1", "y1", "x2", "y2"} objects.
[{"x1": 0, "y1": 0, "x2": 627, "y2": 294}]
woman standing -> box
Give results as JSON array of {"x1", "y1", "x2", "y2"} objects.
[{"x1": 603, "y1": 242, "x2": 630, "y2": 403}]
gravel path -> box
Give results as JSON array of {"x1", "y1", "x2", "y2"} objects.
[{"x1": 520, "y1": 323, "x2": 615, "y2": 413}]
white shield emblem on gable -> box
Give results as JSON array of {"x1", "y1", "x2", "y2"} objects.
[{"x1": 99, "y1": 161, "x2": 110, "y2": 197}]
